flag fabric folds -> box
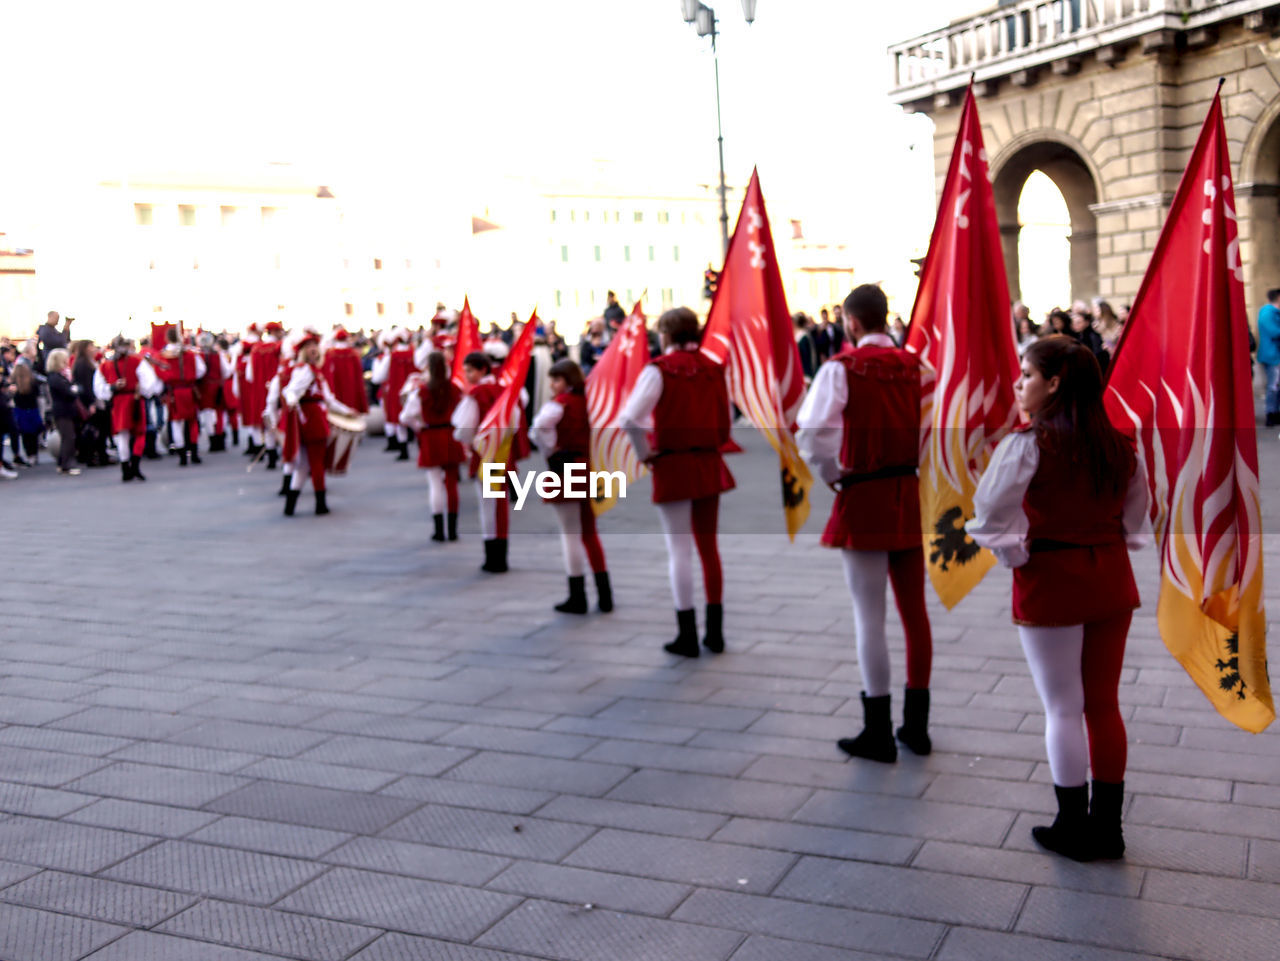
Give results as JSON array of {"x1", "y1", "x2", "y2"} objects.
[
  {"x1": 700, "y1": 167, "x2": 812, "y2": 540},
  {"x1": 585, "y1": 302, "x2": 650, "y2": 516},
  {"x1": 1104, "y1": 88, "x2": 1272, "y2": 733},
  {"x1": 452, "y1": 296, "x2": 482, "y2": 390},
  {"x1": 473, "y1": 311, "x2": 536, "y2": 467},
  {"x1": 905, "y1": 84, "x2": 1021, "y2": 610}
]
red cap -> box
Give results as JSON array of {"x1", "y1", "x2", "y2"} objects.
[
  {"x1": 333, "y1": 327, "x2": 350, "y2": 341},
  {"x1": 264, "y1": 321, "x2": 285, "y2": 334},
  {"x1": 295, "y1": 331, "x2": 321, "y2": 352}
]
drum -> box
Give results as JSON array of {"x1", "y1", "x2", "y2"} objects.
[{"x1": 325, "y1": 411, "x2": 366, "y2": 475}]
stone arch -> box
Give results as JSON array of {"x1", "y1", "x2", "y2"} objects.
[
  {"x1": 990, "y1": 130, "x2": 1102, "y2": 306},
  {"x1": 1239, "y1": 95, "x2": 1280, "y2": 318}
]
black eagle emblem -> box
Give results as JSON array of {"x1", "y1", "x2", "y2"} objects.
[{"x1": 929, "y1": 506, "x2": 981, "y2": 571}]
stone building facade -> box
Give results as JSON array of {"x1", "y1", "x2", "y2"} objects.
[{"x1": 890, "y1": 0, "x2": 1280, "y2": 319}]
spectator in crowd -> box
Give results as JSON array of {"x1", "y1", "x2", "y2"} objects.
[
  {"x1": 546, "y1": 320, "x2": 568, "y2": 361},
  {"x1": 812, "y1": 309, "x2": 831, "y2": 358},
  {"x1": 71, "y1": 340, "x2": 109, "y2": 466},
  {"x1": 1017, "y1": 316, "x2": 1041, "y2": 356},
  {"x1": 1070, "y1": 303, "x2": 1108, "y2": 374},
  {"x1": 35, "y1": 310, "x2": 73, "y2": 372},
  {"x1": 826, "y1": 305, "x2": 846, "y2": 356},
  {"x1": 1093, "y1": 299, "x2": 1124, "y2": 354},
  {"x1": 603, "y1": 290, "x2": 626, "y2": 329},
  {"x1": 10, "y1": 353, "x2": 44, "y2": 465},
  {"x1": 579, "y1": 318, "x2": 607, "y2": 373},
  {"x1": 889, "y1": 315, "x2": 908, "y2": 347},
  {"x1": 1047, "y1": 309, "x2": 1071, "y2": 336},
  {"x1": 0, "y1": 346, "x2": 16, "y2": 477},
  {"x1": 45, "y1": 348, "x2": 82, "y2": 476},
  {"x1": 795, "y1": 313, "x2": 820, "y2": 380},
  {"x1": 1012, "y1": 301, "x2": 1031, "y2": 328},
  {"x1": 1258, "y1": 287, "x2": 1280, "y2": 427}
]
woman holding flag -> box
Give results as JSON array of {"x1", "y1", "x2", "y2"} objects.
[
  {"x1": 968, "y1": 335, "x2": 1150, "y2": 861},
  {"x1": 621, "y1": 306, "x2": 733, "y2": 657},
  {"x1": 531, "y1": 359, "x2": 612, "y2": 614},
  {"x1": 401, "y1": 350, "x2": 464, "y2": 543}
]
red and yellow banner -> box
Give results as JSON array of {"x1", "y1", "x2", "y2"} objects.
[
  {"x1": 585, "y1": 302, "x2": 649, "y2": 515},
  {"x1": 473, "y1": 310, "x2": 535, "y2": 467},
  {"x1": 451, "y1": 296, "x2": 482, "y2": 391}
]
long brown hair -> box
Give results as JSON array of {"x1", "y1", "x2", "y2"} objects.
[
  {"x1": 1023, "y1": 335, "x2": 1131, "y2": 496},
  {"x1": 424, "y1": 350, "x2": 452, "y2": 406},
  {"x1": 548, "y1": 358, "x2": 585, "y2": 393},
  {"x1": 12, "y1": 363, "x2": 33, "y2": 394}
]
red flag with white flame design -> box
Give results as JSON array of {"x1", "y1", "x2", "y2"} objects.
[
  {"x1": 585, "y1": 302, "x2": 649, "y2": 515},
  {"x1": 1105, "y1": 88, "x2": 1271, "y2": 732},
  {"x1": 906, "y1": 84, "x2": 1021, "y2": 609},
  {"x1": 701, "y1": 168, "x2": 812, "y2": 539},
  {"x1": 473, "y1": 311, "x2": 536, "y2": 466},
  {"x1": 451, "y1": 296, "x2": 482, "y2": 390}
]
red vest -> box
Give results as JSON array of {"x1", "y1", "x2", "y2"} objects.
[
  {"x1": 323, "y1": 346, "x2": 369, "y2": 413},
  {"x1": 652, "y1": 350, "x2": 729, "y2": 454},
  {"x1": 418, "y1": 380, "x2": 461, "y2": 426},
  {"x1": 835, "y1": 347, "x2": 920, "y2": 477},
  {"x1": 469, "y1": 380, "x2": 502, "y2": 420},
  {"x1": 199, "y1": 349, "x2": 222, "y2": 408},
  {"x1": 1024, "y1": 431, "x2": 1132, "y2": 546},
  {"x1": 553, "y1": 391, "x2": 589, "y2": 454},
  {"x1": 104, "y1": 355, "x2": 146, "y2": 435},
  {"x1": 104, "y1": 354, "x2": 142, "y2": 393}
]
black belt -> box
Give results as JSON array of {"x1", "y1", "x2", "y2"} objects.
[
  {"x1": 834, "y1": 463, "x2": 917, "y2": 490},
  {"x1": 424, "y1": 421, "x2": 452, "y2": 429},
  {"x1": 300, "y1": 397, "x2": 322, "y2": 404},
  {"x1": 653, "y1": 447, "x2": 718, "y2": 460},
  {"x1": 1030, "y1": 538, "x2": 1119, "y2": 553}
]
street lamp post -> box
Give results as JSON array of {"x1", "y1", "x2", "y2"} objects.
[{"x1": 681, "y1": 1, "x2": 756, "y2": 259}]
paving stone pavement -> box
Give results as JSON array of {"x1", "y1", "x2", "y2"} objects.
[{"x1": 0, "y1": 424, "x2": 1278, "y2": 961}]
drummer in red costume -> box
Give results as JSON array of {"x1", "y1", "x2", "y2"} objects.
[
  {"x1": 372, "y1": 328, "x2": 417, "y2": 460},
  {"x1": 281, "y1": 331, "x2": 357, "y2": 516},
  {"x1": 234, "y1": 323, "x2": 260, "y2": 452},
  {"x1": 532, "y1": 359, "x2": 613, "y2": 614},
  {"x1": 154, "y1": 326, "x2": 207, "y2": 467},
  {"x1": 797, "y1": 285, "x2": 934, "y2": 763},
  {"x1": 265, "y1": 336, "x2": 298, "y2": 497},
  {"x1": 620, "y1": 307, "x2": 733, "y2": 657},
  {"x1": 401, "y1": 350, "x2": 465, "y2": 543},
  {"x1": 452, "y1": 348, "x2": 513, "y2": 573},
  {"x1": 322, "y1": 328, "x2": 369, "y2": 415},
  {"x1": 245, "y1": 320, "x2": 285, "y2": 469},
  {"x1": 968, "y1": 335, "x2": 1150, "y2": 861},
  {"x1": 92, "y1": 336, "x2": 162, "y2": 482}
]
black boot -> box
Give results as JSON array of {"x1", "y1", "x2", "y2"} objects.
[
  {"x1": 703, "y1": 602, "x2": 724, "y2": 653},
  {"x1": 594, "y1": 571, "x2": 613, "y2": 612},
  {"x1": 446, "y1": 513, "x2": 459, "y2": 541},
  {"x1": 231, "y1": 426, "x2": 240, "y2": 447},
  {"x1": 130, "y1": 455, "x2": 146, "y2": 482},
  {"x1": 431, "y1": 514, "x2": 445, "y2": 542},
  {"x1": 396, "y1": 440, "x2": 410, "y2": 461},
  {"x1": 896, "y1": 688, "x2": 932, "y2": 756},
  {"x1": 315, "y1": 490, "x2": 329, "y2": 515},
  {"x1": 121, "y1": 460, "x2": 134, "y2": 482},
  {"x1": 664, "y1": 609, "x2": 700, "y2": 657},
  {"x1": 244, "y1": 439, "x2": 260, "y2": 458},
  {"x1": 481, "y1": 539, "x2": 508, "y2": 573},
  {"x1": 178, "y1": 447, "x2": 189, "y2": 467},
  {"x1": 384, "y1": 435, "x2": 398, "y2": 452},
  {"x1": 1267, "y1": 412, "x2": 1280, "y2": 428},
  {"x1": 266, "y1": 449, "x2": 278, "y2": 471},
  {"x1": 1090, "y1": 780, "x2": 1126, "y2": 860},
  {"x1": 1033, "y1": 784, "x2": 1095, "y2": 862},
  {"x1": 837, "y1": 693, "x2": 897, "y2": 763},
  {"x1": 145, "y1": 433, "x2": 162, "y2": 459},
  {"x1": 209, "y1": 433, "x2": 225, "y2": 452},
  {"x1": 284, "y1": 489, "x2": 300, "y2": 516},
  {"x1": 555, "y1": 576, "x2": 589, "y2": 614},
  {"x1": 188, "y1": 443, "x2": 202, "y2": 465},
  {"x1": 278, "y1": 473, "x2": 292, "y2": 496}
]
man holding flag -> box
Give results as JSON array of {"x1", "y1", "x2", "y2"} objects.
[{"x1": 798, "y1": 284, "x2": 934, "y2": 763}]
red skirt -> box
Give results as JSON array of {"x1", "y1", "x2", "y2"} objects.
[
  {"x1": 1013, "y1": 541, "x2": 1139, "y2": 626},
  {"x1": 418, "y1": 426, "x2": 464, "y2": 468},
  {"x1": 821, "y1": 475, "x2": 921, "y2": 552},
  {"x1": 110, "y1": 393, "x2": 145, "y2": 435},
  {"x1": 168, "y1": 387, "x2": 199, "y2": 421},
  {"x1": 651, "y1": 450, "x2": 735, "y2": 504}
]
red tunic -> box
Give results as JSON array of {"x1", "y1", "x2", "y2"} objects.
[
  {"x1": 649, "y1": 351, "x2": 735, "y2": 503},
  {"x1": 382, "y1": 348, "x2": 417, "y2": 424},
  {"x1": 1013, "y1": 432, "x2": 1140, "y2": 626},
  {"x1": 244, "y1": 341, "x2": 281, "y2": 427},
  {"x1": 820, "y1": 347, "x2": 922, "y2": 552},
  {"x1": 198, "y1": 349, "x2": 222, "y2": 411},
  {"x1": 543, "y1": 391, "x2": 590, "y2": 503},
  {"x1": 466, "y1": 380, "x2": 503, "y2": 478},
  {"x1": 159, "y1": 351, "x2": 201, "y2": 421},
  {"x1": 102, "y1": 355, "x2": 147, "y2": 435},
  {"x1": 416, "y1": 381, "x2": 464, "y2": 468},
  {"x1": 323, "y1": 346, "x2": 369, "y2": 413},
  {"x1": 281, "y1": 365, "x2": 331, "y2": 463}
]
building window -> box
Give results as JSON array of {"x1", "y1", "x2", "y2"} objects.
[
  {"x1": 657, "y1": 210, "x2": 669, "y2": 224},
  {"x1": 584, "y1": 210, "x2": 590, "y2": 222},
  {"x1": 550, "y1": 209, "x2": 557, "y2": 223},
  {"x1": 633, "y1": 211, "x2": 643, "y2": 223},
  {"x1": 673, "y1": 245, "x2": 680, "y2": 262},
  {"x1": 681, "y1": 212, "x2": 687, "y2": 224},
  {"x1": 555, "y1": 290, "x2": 563, "y2": 307},
  {"x1": 623, "y1": 245, "x2": 631, "y2": 262},
  {"x1": 343, "y1": 258, "x2": 350, "y2": 269},
  {"x1": 662, "y1": 288, "x2": 674, "y2": 308},
  {"x1": 626, "y1": 288, "x2": 634, "y2": 304},
  {"x1": 376, "y1": 302, "x2": 385, "y2": 316},
  {"x1": 274, "y1": 254, "x2": 282, "y2": 270},
  {"x1": 614, "y1": 210, "x2": 621, "y2": 222},
  {"x1": 260, "y1": 206, "x2": 276, "y2": 225},
  {"x1": 220, "y1": 205, "x2": 236, "y2": 226},
  {"x1": 344, "y1": 302, "x2": 354, "y2": 316},
  {"x1": 192, "y1": 258, "x2": 199, "y2": 270},
  {"x1": 648, "y1": 245, "x2": 655, "y2": 262},
  {"x1": 594, "y1": 245, "x2": 602, "y2": 262},
  {"x1": 570, "y1": 210, "x2": 576, "y2": 222},
  {"x1": 405, "y1": 259, "x2": 412, "y2": 269},
  {"x1": 373, "y1": 258, "x2": 383, "y2": 270},
  {"x1": 178, "y1": 205, "x2": 196, "y2": 227},
  {"x1": 134, "y1": 204, "x2": 153, "y2": 226},
  {"x1": 560, "y1": 245, "x2": 569, "y2": 262},
  {"x1": 407, "y1": 302, "x2": 415, "y2": 315},
  {"x1": 574, "y1": 290, "x2": 580, "y2": 307}
]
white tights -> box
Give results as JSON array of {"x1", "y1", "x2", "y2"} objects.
[
  {"x1": 1019, "y1": 625, "x2": 1089, "y2": 787},
  {"x1": 426, "y1": 467, "x2": 447, "y2": 515},
  {"x1": 656, "y1": 500, "x2": 695, "y2": 610},
  {"x1": 113, "y1": 432, "x2": 131, "y2": 463},
  {"x1": 841, "y1": 549, "x2": 891, "y2": 697},
  {"x1": 475, "y1": 479, "x2": 498, "y2": 540},
  {"x1": 246, "y1": 426, "x2": 263, "y2": 446},
  {"x1": 170, "y1": 420, "x2": 188, "y2": 448},
  {"x1": 553, "y1": 502, "x2": 588, "y2": 577}
]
